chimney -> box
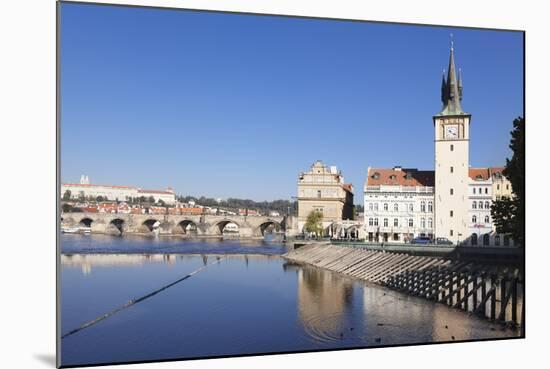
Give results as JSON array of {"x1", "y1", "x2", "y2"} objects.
[{"x1": 393, "y1": 166, "x2": 402, "y2": 171}]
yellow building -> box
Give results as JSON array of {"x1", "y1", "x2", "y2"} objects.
[{"x1": 297, "y1": 161, "x2": 354, "y2": 234}]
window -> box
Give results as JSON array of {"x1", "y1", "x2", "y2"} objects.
[
  {"x1": 478, "y1": 201, "x2": 483, "y2": 209},
  {"x1": 450, "y1": 144, "x2": 454, "y2": 151},
  {"x1": 368, "y1": 218, "x2": 373, "y2": 226},
  {"x1": 450, "y1": 166, "x2": 454, "y2": 173},
  {"x1": 408, "y1": 218, "x2": 413, "y2": 227},
  {"x1": 393, "y1": 233, "x2": 399, "y2": 241},
  {"x1": 497, "y1": 184, "x2": 500, "y2": 190},
  {"x1": 409, "y1": 204, "x2": 413, "y2": 212},
  {"x1": 506, "y1": 184, "x2": 510, "y2": 190},
  {"x1": 317, "y1": 190, "x2": 322, "y2": 198},
  {"x1": 383, "y1": 218, "x2": 388, "y2": 227},
  {"x1": 485, "y1": 201, "x2": 490, "y2": 209},
  {"x1": 383, "y1": 203, "x2": 388, "y2": 211},
  {"x1": 369, "y1": 203, "x2": 373, "y2": 211},
  {"x1": 450, "y1": 188, "x2": 454, "y2": 195},
  {"x1": 421, "y1": 218, "x2": 426, "y2": 228},
  {"x1": 485, "y1": 215, "x2": 490, "y2": 223},
  {"x1": 472, "y1": 202, "x2": 477, "y2": 209},
  {"x1": 504, "y1": 235, "x2": 510, "y2": 246},
  {"x1": 479, "y1": 188, "x2": 482, "y2": 194},
  {"x1": 471, "y1": 233, "x2": 478, "y2": 246},
  {"x1": 421, "y1": 201, "x2": 426, "y2": 212},
  {"x1": 472, "y1": 215, "x2": 477, "y2": 223},
  {"x1": 428, "y1": 201, "x2": 433, "y2": 212},
  {"x1": 394, "y1": 203, "x2": 399, "y2": 211},
  {"x1": 428, "y1": 218, "x2": 433, "y2": 228},
  {"x1": 374, "y1": 218, "x2": 379, "y2": 226},
  {"x1": 473, "y1": 188, "x2": 476, "y2": 194},
  {"x1": 450, "y1": 210, "x2": 454, "y2": 217},
  {"x1": 450, "y1": 229, "x2": 454, "y2": 236},
  {"x1": 495, "y1": 234, "x2": 500, "y2": 246},
  {"x1": 485, "y1": 188, "x2": 488, "y2": 194},
  {"x1": 374, "y1": 203, "x2": 379, "y2": 211},
  {"x1": 394, "y1": 218, "x2": 399, "y2": 227}
]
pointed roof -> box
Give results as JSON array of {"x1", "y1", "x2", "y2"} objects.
[{"x1": 436, "y1": 39, "x2": 469, "y2": 117}]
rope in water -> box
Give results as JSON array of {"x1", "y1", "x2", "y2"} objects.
[{"x1": 61, "y1": 257, "x2": 224, "y2": 339}]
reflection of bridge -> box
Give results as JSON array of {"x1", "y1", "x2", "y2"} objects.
[{"x1": 61, "y1": 213, "x2": 296, "y2": 238}]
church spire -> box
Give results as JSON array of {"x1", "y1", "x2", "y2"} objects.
[{"x1": 438, "y1": 35, "x2": 466, "y2": 116}]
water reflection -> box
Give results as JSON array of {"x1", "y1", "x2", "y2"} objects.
[{"x1": 297, "y1": 267, "x2": 355, "y2": 343}]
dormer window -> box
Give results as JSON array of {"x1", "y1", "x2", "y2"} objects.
[
  {"x1": 405, "y1": 172, "x2": 412, "y2": 180},
  {"x1": 389, "y1": 175, "x2": 396, "y2": 180},
  {"x1": 476, "y1": 174, "x2": 483, "y2": 180},
  {"x1": 373, "y1": 172, "x2": 380, "y2": 179}
]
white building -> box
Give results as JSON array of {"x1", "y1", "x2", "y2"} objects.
[
  {"x1": 364, "y1": 167, "x2": 435, "y2": 243},
  {"x1": 61, "y1": 175, "x2": 176, "y2": 205}
]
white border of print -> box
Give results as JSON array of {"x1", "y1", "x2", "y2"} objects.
[{"x1": 0, "y1": 0, "x2": 546, "y2": 368}]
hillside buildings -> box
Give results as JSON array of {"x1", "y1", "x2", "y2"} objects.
[
  {"x1": 61, "y1": 175, "x2": 176, "y2": 205},
  {"x1": 363, "y1": 43, "x2": 514, "y2": 246},
  {"x1": 297, "y1": 161, "x2": 354, "y2": 233}
]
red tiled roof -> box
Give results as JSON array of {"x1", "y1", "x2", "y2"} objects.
[
  {"x1": 138, "y1": 189, "x2": 174, "y2": 195},
  {"x1": 490, "y1": 167, "x2": 505, "y2": 176},
  {"x1": 367, "y1": 168, "x2": 434, "y2": 187},
  {"x1": 469, "y1": 168, "x2": 491, "y2": 181}
]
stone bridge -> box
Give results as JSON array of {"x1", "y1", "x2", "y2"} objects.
[{"x1": 61, "y1": 212, "x2": 296, "y2": 238}]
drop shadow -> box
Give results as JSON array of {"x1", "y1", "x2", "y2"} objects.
[{"x1": 33, "y1": 353, "x2": 56, "y2": 367}]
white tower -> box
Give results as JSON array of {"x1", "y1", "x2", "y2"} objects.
[{"x1": 433, "y1": 40, "x2": 470, "y2": 243}]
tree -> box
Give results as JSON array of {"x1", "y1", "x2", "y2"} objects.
[
  {"x1": 491, "y1": 117, "x2": 525, "y2": 247},
  {"x1": 62, "y1": 190, "x2": 71, "y2": 201},
  {"x1": 304, "y1": 211, "x2": 323, "y2": 237}
]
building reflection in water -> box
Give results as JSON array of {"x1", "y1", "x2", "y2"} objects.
[{"x1": 295, "y1": 266, "x2": 355, "y2": 343}]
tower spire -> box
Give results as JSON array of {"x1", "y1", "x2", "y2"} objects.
[{"x1": 438, "y1": 36, "x2": 465, "y2": 116}]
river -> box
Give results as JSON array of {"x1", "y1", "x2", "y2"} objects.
[{"x1": 60, "y1": 234, "x2": 519, "y2": 367}]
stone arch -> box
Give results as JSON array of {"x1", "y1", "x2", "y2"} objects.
[
  {"x1": 345, "y1": 225, "x2": 361, "y2": 239},
  {"x1": 79, "y1": 217, "x2": 94, "y2": 228},
  {"x1": 108, "y1": 218, "x2": 125, "y2": 235},
  {"x1": 483, "y1": 233, "x2": 490, "y2": 246},
  {"x1": 213, "y1": 220, "x2": 240, "y2": 236},
  {"x1": 175, "y1": 219, "x2": 200, "y2": 235},
  {"x1": 141, "y1": 219, "x2": 161, "y2": 233},
  {"x1": 258, "y1": 221, "x2": 282, "y2": 236},
  {"x1": 471, "y1": 233, "x2": 478, "y2": 246}
]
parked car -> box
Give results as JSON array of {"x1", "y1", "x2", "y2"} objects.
[
  {"x1": 411, "y1": 236, "x2": 432, "y2": 245},
  {"x1": 434, "y1": 237, "x2": 453, "y2": 245}
]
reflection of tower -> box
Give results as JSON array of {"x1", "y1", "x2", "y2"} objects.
[{"x1": 297, "y1": 267, "x2": 354, "y2": 341}]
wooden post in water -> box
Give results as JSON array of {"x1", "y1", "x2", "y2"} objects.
[
  {"x1": 472, "y1": 274, "x2": 478, "y2": 310},
  {"x1": 511, "y1": 278, "x2": 518, "y2": 324},
  {"x1": 500, "y1": 278, "x2": 507, "y2": 322},
  {"x1": 490, "y1": 275, "x2": 497, "y2": 320},
  {"x1": 448, "y1": 272, "x2": 454, "y2": 306},
  {"x1": 464, "y1": 274, "x2": 469, "y2": 311}
]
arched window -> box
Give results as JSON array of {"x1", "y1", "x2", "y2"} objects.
[
  {"x1": 495, "y1": 234, "x2": 501, "y2": 246},
  {"x1": 472, "y1": 215, "x2": 477, "y2": 223},
  {"x1": 368, "y1": 218, "x2": 373, "y2": 226},
  {"x1": 409, "y1": 204, "x2": 413, "y2": 212},
  {"x1": 369, "y1": 203, "x2": 373, "y2": 210},
  {"x1": 428, "y1": 218, "x2": 433, "y2": 228},
  {"x1": 383, "y1": 218, "x2": 388, "y2": 227},
  {"x1": 408, "y1": 218, "x2": 414, "y2": 227},
  {"x1": 420, "y1": 201, "x2": 426, "y2": 212},
  {"x1": 485, "y1": 201, "x2": 490, "y2": 209},
  {"x1": 472, "y1": 202, "x2": 477, "y2": 209},
  {"x1": 374, "y1": 218, "x2": 379, "y2": 226},
  {"x1": 471, "y1": 233, "x2": 478, "y2": 246},
  {"x1": 478, "y1": 201, "x2": 483, "y2": 209},
  {"x1": 374, "y1": 203, "x2": 379, "y2": 211},
  {"x1": 473, "y1": 188, "x2": 476, "y2": 194},
  {"x1": 483, "y1": 234, "x2": 490, "y2": 246},
  {"x1": 383, "y1": 203, "x2": 388, "y2": 211},
  {"x1": 394, "y1": 218, "x2": 399, "y2": 227},
  {"x1": 504, "y1": 235, "x2": 510, "y2": 246},
  {"x1": 421, "y1": 218, "x2": 426, "y2": 228},
  {"x1": 485, "y1": 215, "x2": 490, "y2": 223},
  {"x1": 317, "y1": 190, "x2": 322, "y2": 198},
  {"x1": 428, "y1": 201, "x2": 433, "y2": 212},
  {"x1": 394, "y1": 203, "x2": 399, "y2": 211}
]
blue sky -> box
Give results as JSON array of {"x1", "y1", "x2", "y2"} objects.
[{"x1": 60, "y1": 3, "x2": 524, "y2": 203}]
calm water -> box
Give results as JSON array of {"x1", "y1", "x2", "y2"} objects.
[{"x1": 60, "y1": 235, "x2": 518, "y2": 367}]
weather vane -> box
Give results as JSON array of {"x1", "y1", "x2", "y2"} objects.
[{"x1": 450, "y1": 33, "x2": 454, "y2": 50}]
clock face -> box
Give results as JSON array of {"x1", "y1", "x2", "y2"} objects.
[{"x1": 445, "y1": 125, "x2": 459, "y2": 139}]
